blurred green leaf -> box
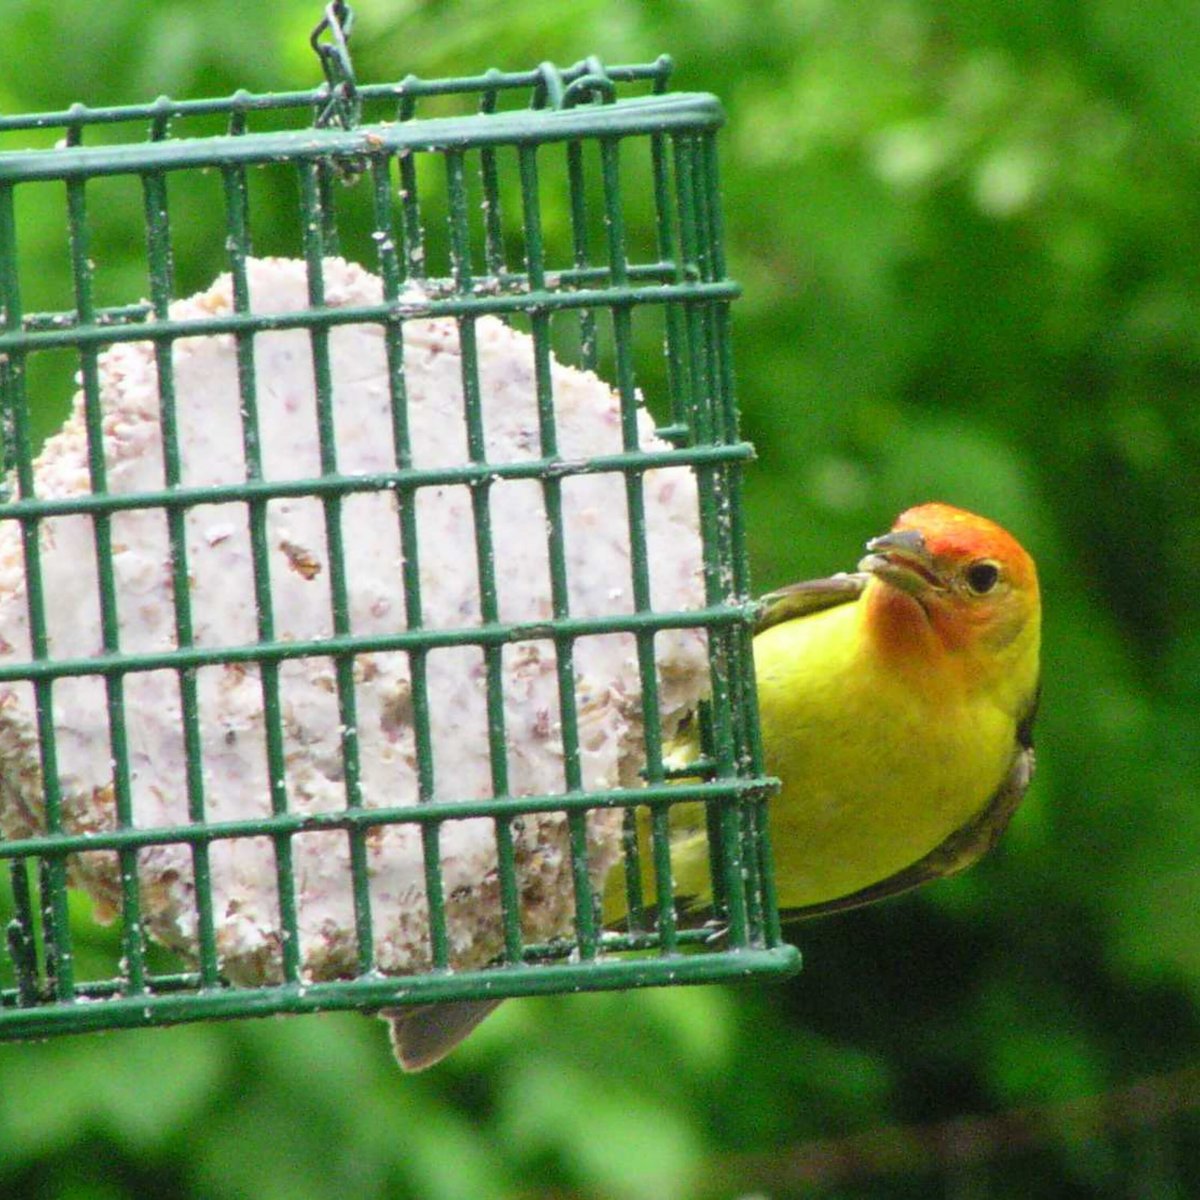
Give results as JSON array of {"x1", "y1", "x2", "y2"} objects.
[{"x1": 0, "y1": 1026, "x2": 225, "y2": 1157}]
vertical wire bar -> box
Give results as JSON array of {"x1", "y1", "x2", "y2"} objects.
[
  {"x1": 674, "y1": 132, "x2": 728, "y2": 923},
  {"x1": 620, "y1": 807, "x2": 647, "y2": 931},
  {"x1": 694, "y1": 130, "x2": 760, "y2": 937},
  {"x1": 565, "y1": 140, "x2": 598, "y2": 370},
  {"x1": 648, "y1": 116, "x2": 709, "y2": 940},
  {"x1": 446, "y1": 148, "x2": 522, "y2": 964},
  {"x1": 0, "y1": 188, "x2": 50, "y2": 1000},
  {"x1": 397, "y1": 95, "x2": 426, "y2": 281},
  {"x1": 368, "y1": 154, "x2": 449, "y2": 969},
  {"x1": 694, "y1": 697, "x2": 729, "y2": 908},
  {"x1": 7, "y1": 859, "x2": 39, "y2": 1004},
  {"x1": 652, "y1": 54, "x2": 674, "y2": 94},
  {"x1": 142, "y1": 168, "x2": 220, "y2": 986},
  {"x1": 227, "y1": 98, "x2": 247, "y2": 138},
  {"x1": 648, "y1": 805, "x2": 677, "y2": 954},
  {"x1": 650, "y1": 122, "x2": 690, "y2": 442},
  {"x1": 599, "y1": 136, "x2": 678, "y2": 954},
  {"x1": 700, "y1": 132, "x2": 764, "y2": 944},
  {"x1": 646, "y1": 105, "x2": 696, "y2": 940},
  {"x1": 222, "y1": 163, "x2": 302, "y2": 984},
  {"x1": 478, "y1": 85, "x2": 506, "y2": 278},
  {"x1": 703, "y1": 131, "x2": 779, "y2": 946},
  {"x1": 674, "y1": 133, "x2": 749, "y2": 948},
  {"x1": 676, "y1": 132, "x2": 721, "y2": 844},
  {"x1": 0, "y1": 183, "x2": 73, "y2": 1000},
  {"x1": 298, "y1": 162, "x2": 373, "y2": 974},
  {"x1": 518, "y1": 143, "x2": 598, "y2": 960},
  {"x1": 315, "y1": 163, "x2": 342, "y2": 255},
  {"x1": 0, "y1": 194, "x2": 17, "y2": 496},
  {"x1": 66, "y1": 176, "x2": 146, "y2": 994}
]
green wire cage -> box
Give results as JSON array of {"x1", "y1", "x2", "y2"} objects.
[{"x1": 0, "y1": 9, "x2": 798, "y2": 1046}]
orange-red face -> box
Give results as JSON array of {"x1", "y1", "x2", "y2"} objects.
[{"x1": 859, "y1": 502, "x2": 1040, "y2": 656}]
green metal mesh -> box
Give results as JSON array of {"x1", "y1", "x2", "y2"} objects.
[{"x1": 0, "y1": 56, "x2": 797, "y2": 1040}]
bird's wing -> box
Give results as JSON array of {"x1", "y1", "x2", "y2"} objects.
[
  {"x1": 754, "y1": 572, "x2": 868, "y2": 633},
  {"x1": 643, "y1": 572, "x2": 870, "y2": 912},
  {"x1": 782, "y1": 686, "x2": 1040, "y2": 921},
  {"x1": 381, "y1": 1000, "x2": 504, "y2": 1072},
  {"x1": 668, "y1": 572, "x2": 866, "y2": 754}
]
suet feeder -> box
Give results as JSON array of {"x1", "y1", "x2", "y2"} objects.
[{"x1": 0, "y1": 3, "x2": 798, "y2": 1045}]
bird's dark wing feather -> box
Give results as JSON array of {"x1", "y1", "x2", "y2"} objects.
[
  {"x1": 782, "y1": 683, "x2": 1040, "y2": 921},
  {"x1": 381, "y1": 1000, "x2": 504, "y2": 1072},
  {"x1": 755, "y1": 573, "x2": 868, "y2": 633}
]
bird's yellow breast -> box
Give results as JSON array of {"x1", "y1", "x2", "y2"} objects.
[{"x1": 751, "y1": 597, "x2": 1015, "y2": 909}]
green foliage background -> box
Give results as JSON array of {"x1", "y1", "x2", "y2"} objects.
[{"x1": 2, "y1": 1, "x2": 1199, "y2": 1196}]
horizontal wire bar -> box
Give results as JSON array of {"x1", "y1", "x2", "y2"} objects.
[
  {"x1": 0, "y1": 597, "x2": 748, "y2": 681},
  {"x1": 22, "y1": 301, "x2": 153, "y2": 332},
  {"x1": 0, "y1": 944, "x2": 801, "y2": 1039},
  {"x1": 0, "y1": 58, "x2": 674, "y2": 135},
  {"x1": 0, "y1": 439, "x2": 752, "y2": 525},
  {"x1": 0, "y1": 599, "x2": 755, "y2": 683},
  {"x1": 18, "y1": 261, "x2": 694, "y2": 335},
  {"x1": 0, "y1": 923, "x2": 721, "y2": 1008},
  {"x1": 0, "y1": 777, "x2": 779, "y2": 859},
  {"x1": 0, "y1": 279, "x2": 739, "y2": 354},
  {"x1": 0, "y1": 93, "x2": 723, "y2": 183}
]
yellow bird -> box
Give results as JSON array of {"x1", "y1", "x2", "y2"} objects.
[
  {"x1": 385, "y1": 502, "x2": 1042, "y2": 1069},
  {"x1": 649, "y1": 500, "x2": 1041, "y2": 914}
]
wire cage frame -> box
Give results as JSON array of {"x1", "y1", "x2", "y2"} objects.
[{"x1": 0, "y1": 52, "x2": 799, "y2": 1042}]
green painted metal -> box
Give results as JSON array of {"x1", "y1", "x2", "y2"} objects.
[
  {"x1": 0, "y1": 54, "x2": 798, "y2": 1041},
  {"x1": 0, "y1": 946, "x2": 797, "y2": 1041},
  {"x1": 0, "y1": 96, "x2": 726, "y2": 184}
]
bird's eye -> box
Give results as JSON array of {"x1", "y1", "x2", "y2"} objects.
[{"x1": 964, "y1": 560, "x2": 1001, "y2": 594}]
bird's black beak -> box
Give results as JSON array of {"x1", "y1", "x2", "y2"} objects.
[{"x1": 858, "y1": 528, "x2": 945, "y2": 594}]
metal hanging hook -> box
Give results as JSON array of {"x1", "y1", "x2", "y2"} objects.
[{"x1": 311, "y1": 1, "x2": 361, "y2": 131}]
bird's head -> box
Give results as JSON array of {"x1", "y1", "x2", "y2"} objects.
[{"x1": 858, "y1": 503, "x2": 1040, "y2": 682}]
